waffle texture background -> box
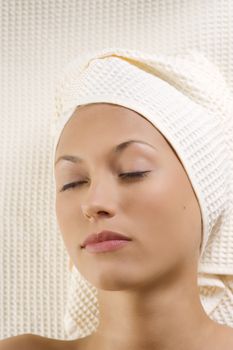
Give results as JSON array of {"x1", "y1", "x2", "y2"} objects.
[{"x1": 1, "y1": 0, "x2": 233, "y2": 341}]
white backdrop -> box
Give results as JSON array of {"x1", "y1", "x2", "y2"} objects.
[{"x1": 1, "y1": 0, "x2": 233, "y2": 340}]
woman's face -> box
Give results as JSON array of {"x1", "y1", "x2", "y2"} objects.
[{"x1": 54, "y1": 103, "x2": 202, "y2": 290}]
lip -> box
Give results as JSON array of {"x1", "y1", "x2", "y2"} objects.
[
  {"x1": 84, "y1": 240, "x2": 131, "y2": 253},
  {"x1": 81, "y1": 230, "x2": 132, "y2": 249}
]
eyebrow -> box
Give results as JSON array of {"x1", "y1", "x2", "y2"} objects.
[{"x1": 55, "y1": 139, "x2": 158, "y2": 166}]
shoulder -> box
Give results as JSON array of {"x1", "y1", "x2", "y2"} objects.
[
  {"x1": 220, "y1": 325, "x2": 233, "y2": 347},
  {"x1": 0, "y1": 334, "x2": 38, "y2": 349},
  {"x1": 210, "y1": 323, "x2": 233, "y2": 349},
  {"x1": 0, "y1": 333, "x2": 77, "y2": 350}
]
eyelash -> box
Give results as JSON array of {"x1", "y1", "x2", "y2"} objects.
[{"x1": 60, "y1": 171, "x2": 151, "y2": 192}]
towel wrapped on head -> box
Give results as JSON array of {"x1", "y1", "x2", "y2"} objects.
[{"x1": 51, "y1": 47, "x2": 233, "y2": 339}]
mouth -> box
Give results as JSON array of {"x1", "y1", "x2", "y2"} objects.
[
  {"x1": 81, "y1": 230, "x2": 132, "y2": 253},
  {"x1": 83, "y1": 239, "x2": 131, "y2": 253}
]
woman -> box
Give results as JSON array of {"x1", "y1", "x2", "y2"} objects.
[{"x1": 1, "y1": 48, "x2": 233, "y2": 349}]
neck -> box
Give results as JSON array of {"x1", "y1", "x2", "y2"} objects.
[{"x1": 78, "y1": 265, "x2": 217, "y2": 350}]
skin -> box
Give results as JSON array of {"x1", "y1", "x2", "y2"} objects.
[
  {"x1": 53, "y1": 102, "x2": 233, "y2": 350},
  {"x1": 2, "y1": 102, "x2": 232, "y2": 350}
]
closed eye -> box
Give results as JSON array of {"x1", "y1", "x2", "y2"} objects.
[
  {"x1": 119, "y1": 171, "x2": 150, "y2": 180},
  {"x1": 60, "y1": 171, "x2": 151, "y2": 192}
]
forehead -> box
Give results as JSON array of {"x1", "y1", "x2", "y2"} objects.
[
  {"x1": 55, "y1": 139, "x2": 159, "y2": 167},
  {"x1": 70, "y1": 103, "x2": 153, "y2": 127},
  {"x1": 55, "y1": 103, "x2": 172, "y2": 160},
  {"x1": 58, "y1": 103, "x2": 166, "y2": 143}
]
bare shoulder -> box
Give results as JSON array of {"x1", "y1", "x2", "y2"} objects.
[
  {"x1": 0, "y1": 334, "x2": 55, "y2": 350},
  {"x1": 221, "y1": 324, "x2": 233, "y2": 345},
  {"x1": 212, "y1": 323, "x2": 233, "y2": 349},
  {"x1": 0, "y1": 333, "x2": 80, "y2": 350},
  {"x1": 0, "y1": 334, "x2": 40, "y2": 349}
]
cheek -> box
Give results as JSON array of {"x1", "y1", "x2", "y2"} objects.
[
  {"x1": 56, "y1": 192, "x2": 83, "y2": 225},
  {"x1": 55, "y1": 196, "x2": 80, "y2": 252},
  {"x1": 56, "y1": 196, "x2": 70, "y2": 230},
  {"x1": 128, "y1": 169, "x2": 193, "y2": 258}
]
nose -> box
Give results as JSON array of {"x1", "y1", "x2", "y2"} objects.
[
  {"x1": 82, "y1": 206, "x2": 113, "y2": 222},
  {"x1": 81, "y1": 177, "x2": 116, "y2": 222}
]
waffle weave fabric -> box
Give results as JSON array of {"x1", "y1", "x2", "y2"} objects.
[{"x1": 51, "y1": 47, "x2": 233, "y2": 338}]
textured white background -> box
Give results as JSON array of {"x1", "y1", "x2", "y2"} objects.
[{"x1": 0, "y1": 0, "x2": 233, "y2": 340}]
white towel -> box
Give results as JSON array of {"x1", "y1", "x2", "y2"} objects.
[{"x1": 51, "y1": 48, "x2": 233, "y2": 338}]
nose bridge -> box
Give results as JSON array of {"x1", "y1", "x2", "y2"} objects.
[
  {"x1": 89, "y1": 170, "x2": 113, "y2": 197},
  {"x1": 83, "y1": 165, "x2": 116, "y2": 208}
]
